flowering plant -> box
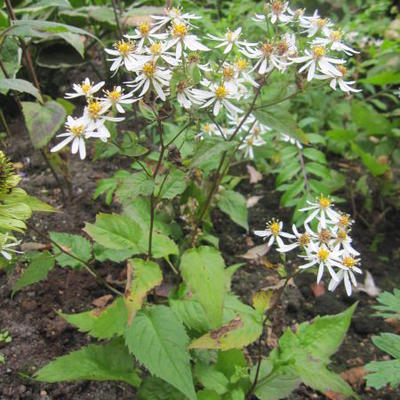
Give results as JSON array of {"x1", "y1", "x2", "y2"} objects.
[{"x1": 7, "y1": 1, "x2": 370, "y2": 399}]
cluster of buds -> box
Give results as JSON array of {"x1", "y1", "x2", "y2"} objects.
[
  {"x1": 255, "y1": 195, "x2": 361, "y2": 296},
  {"x1": 50, "y1": 1, "x2": 360, "y2": 161}
]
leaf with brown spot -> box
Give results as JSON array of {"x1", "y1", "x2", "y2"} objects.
[{"x1": 92, "y1": 294, "x2": 113, "y2": 308}]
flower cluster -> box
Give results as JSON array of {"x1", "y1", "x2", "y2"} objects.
[
  {"x1": 50, "y1": 1, "x2": 360, "y2": 161},
  {"x1": 255, "y1": 195, "x2": 361, "y2": 296}
]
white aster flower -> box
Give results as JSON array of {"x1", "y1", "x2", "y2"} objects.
[
  {"x1": 277, "y1": 224, "x2": 311, "y2": 252},
  {"x1": 167, "y1": 22, "x2": 209, "y2": 59},
  {"x1": 50, "y1": 116, "x2": 94, "y2": 160},
  {"x1": 125, "y1": 22, "x2": 168, "y2": 51},
  {"x1": 0, "y1": 232, "x2": 22, "y2": 261},
  {"x1": 126, "y1": 62, "x2": 172, "y2": 101},
  {"x1": 105, "y1": 39, "x2": 138, "y2": 72},
  {"x1": 208, "y1": 27, "x2": 244, "y2": 54},
  {"x1": 300, "y1": 10, "x2": 333, "y2": 37},
  {"x1": 328, "y1": 254, "x2": 362, "y2": 296},
  {"x1": 192, "y1": 82, "x2": 243, "y2": 116},
  {"x1": 196, "y1": 123, "x2": 218, "y2": 139},
  {"x1": 65, "y1": 78, "x2": 105, "y2": 99},
  {"x1": 175, "y1": 81, "x2": 202, "y2": 109},
  {"x1": 151, "y1": 7, "x2": 201, "y2": 30},
  {"x1": 292, "y1": 45, "x2": 345, "y2": 81},
  {"x1": 254, "y1": 219, "x2": 295, "y2": 247},
  {"x1": 267, "y1": 1, "x2": 293, "y2": 24},
  {"x1": 141, "y1": 42, "x2": 179, "y2": 67},
  {"x1": 238, "y1": 135, "x2": 266, "y2": 159},
  {"x1": 298, "y1": 241, "x2": 343, "y2": 283},
  {"x1": 101, "y1": 86, "x2": 137, "y2": 113},
  {"x1": 328, "y1": 66, "x2": 361, "y2": 93},
  {"x1": 313, "y1": 30, "x2": 359, "y2": 56},
  {"x1": 331, "y1": 227, "x2": 360, "y2": 256},
  {"x1": 300, "y1": 195, "x2": 340, "y2": 228},
  {"x1": 242, "y1": 42, "x2": 287, "y2": 74}
]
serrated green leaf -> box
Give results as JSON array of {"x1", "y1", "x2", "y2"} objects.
[
  {"x1": 156, "y1": 168, "x2": 187, "y2": 199},
  {"x1": 138, "y1": 376, "x2": 186, "y2": 400},
  {"x1": 351, "y1": 143, "x2": 389, "y2": 177},
  {"x1": 180, "y1": 246, "x2": 227, "y2": 329},
  {"x1": 60, "y1": 297, "x2": 127, "y2": 339},
  {"x1": 22, "y1": 100, "x2": 66, "y2": 149},
  {"x1": 372, "y1": 333, "x2": 400, "y2": 359},
  {"x1": 361, "y1": 71, "x2": 400, "y2": 85},
  {"x1": 195, "y1": 362, "x2": 229, "y2": 395},
  {"x1": 49, "y1": 232, "x2": 91, "y2": 269},
  {"x1": 115, "y1": 172, "x2": 154, "y2": 204},
  {"x1": 93, "y1": 244, "x2": 134, "y2": 263},
  {"x1": 373, "y1": 289, "x2": 400, "y2": 319},
  {"x1": 124, "y1": 258, "x2": 162, "y2": 325},
  {"x1": 35, "y1": 340, "x2": 140, "y2": 387},
  {"x1": 351, "y1": 102, "x2": 392, "y2": 135},
  {"x1": 217, "y1": 190, "x2": 248, "y2": 231},
  {"x1": 365, "y1": 359, "x2": 400, "y2": 389},
  {"x1": 12, "y1": 251, "x2": 55, "y2": 295},
  {"x1": 125, "y1": 305, "x2": 196, "y2": 400},
  {"x1": 84, "y1": 213, "x2": 142, "y2": 251},
  {"x1": 302, "y1": 148, "x2": 327, "y2": 164},
  {"x1": 170, "y1": 299, "x2": 210, "y2": 333}
]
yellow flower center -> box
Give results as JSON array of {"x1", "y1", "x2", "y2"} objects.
[
  {"x1": 317, "y1": 18, "x2": 327, "y2": 28},
  {"x1": 71, "y1": 125, "x2": 84, "y2": 137},
  {"x1": 276, "y1": 40, "x2": 289, "y2": 56},
  {"x1": 236, "y1": 59, "x2": 247, "y2": 70},
  {"x1": 330, "y1": 30, "x2": 342, "y2": 42},
  {"x1": 176, "y1": 80, "x2": 187, "y2": 92},
  {"x1": 318, "y1": 195, "x2": 330, "y2": 209},
  {"x1": 143, "y1": 62, "x2": 155, "y2": 77},
  {"x1": 337, "y1": 229, "x2": 347, "y2": 241},
  {"x1": 107, "y1": 88, "x2": 121, "y2": 103},
  {"x1": 116, "y1": 40, "x2": 134, "y2": 56},
  {"x1": 203, "y1": 123, "x2": 211, "y2": 133},
  {"x1": 318, "y1": 229, "x2": 331, "y2": 243},
  {"x1": 150, "y1": 42, "x2": 162, "y2": 55},
  {"x1": 338, "y1": 214, "x2": 350, "y2": 228},
  {"x1": 88, "y1": 101, "x2": 102, "y2": 119},
  {"x1": 294, "y1": 8, "x2": 305, "y2": 17},
  {"x1": 337, "y1": 65, "x2": 347, "y2": 76},
  {"x1": 261, "y1": 42, "x2": 274, "y2": 56},
  {"x1": 247, "y1": 137, "x2": 254, "y2": 146},
  {"x1": 268, "y1": 221, "x2": 280, "y2": 235},
  {"x1": 215, "y1": 85, "x2": 227, "y2": 99},
  {"x1": 343, "y1": 256, "x2": 355, "y2": 269},
  {"x1": 139, "y1": 23, "x2": 150, "y2": 36},
  {"x1": 223, "y1": 66, "x2": 235, "y2": 81},
  {"x1": 312, "y1": 46, "x2": 325, "y2": 59},
  {"x1": 317, "y1": 248, "x2": 330, "y2": 262},
  {"x1": 271, "y1": 1, "x2": 284, "y2": 14},
  {"x1": 299, "y1": 233, "x2": 310, "y2": 246},
  {"x1": 81, "y1": 82, "x2": 92, "y2": 94},
  {"x1": 226, "y1": 31, "x2": 235, "y2": 42},
  {"x1": 173, "y1": 23, "x2": 188, "y2": 38}
]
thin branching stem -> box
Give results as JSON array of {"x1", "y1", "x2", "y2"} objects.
[{"x1": 26, "y1": 222, "x2": 123, "y2": 296}]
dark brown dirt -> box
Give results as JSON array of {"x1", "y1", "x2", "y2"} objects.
[{"x1": 1, "y1": 117, "x2": 400, "y2": 400}]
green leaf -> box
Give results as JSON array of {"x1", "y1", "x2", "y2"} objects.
[
  {"x1": 254, "y1": 108, "x2": 297, "y2": 134},
  {"x1": 84, "y1": 213, "x2": 142, "y2": 251},
  {"x1": 216, "y1": 349, "x2": 247, "y2": 380},
  {"x1": 365, "y1": 359, "x2": 400, "y2": 389},
  {"x1": 327, "y1": 129, "x2": 357, "y2": 142},
  {"x1": 197, "y1": 390, "x2": 220, "y2": 400},
  {"x1": 22, "y1": 100, "x2": 67, "y2": 149},
  {"x1": 115, "y1": 172, "x2": 154, "y2": 204},
  {"x1": 14, "y1": 0, "x2": 71, "y2": 14},
  {"x1": 191, "y1": 140, "x2": 234, "y2": 172},
  {"x1": 217, "y1": 190, "x2": 248, "y2": 231},
  {"x1": 302, "y1": 148, "x2": 327, "y2": 164},
  {"x1": 138, "y1": 377, "x2": 186, "y2": 400},
  {"x1": 125, "y1": 305, "x2": 196, "y2": 400},
  {"x1": 49, "y1": 232, "x2": 91, "y2": 269},
  {"x1": 0, "y1": 38, "x2": 22, "y2": 81},
  {"x1": 195, "y1": 362, "x2": 229, "y2": 395},
  {"x1": 124, "y1": 258, "x2": 162, "y2": 325},
  {"x1": 371, "y1": 333, "x2": 400, "y2": 359},
  {"x1": 351, "y1": 102, "x2": 392, "y2": 135},
  {"x1": 24, "y1": 195, "x2": 55, "y2": 212},
  {"x1": 35, "y1": 340, "x2": 141, "y2": 387},
  {"x1": 170, "y1": 299, "x2": 210, "y2": 333},
  {"x1": 351, "y1": 143, "x2": 389, "y2": 177},
  {"x1": 60, "y1": 297, "x2": 127, "y2": 339},
  {"x1": 180, "y1": 246, "x2": 227, "y2": 329},
  {"x1": 0, "y1": 78, "x2": 41, "y2": 101},
  {"x1": 12, "y1": 251, "x2": 55, "y2": 295},
  {"x1": 156, "y1": 168, "x2": 187, "y2": 199},
  {"x1": 254, "y1": 358, "x2": 300, "y2": 400},
  {"x1": 373, "y1": 289, "x2": 400, "y2": 319},
  {"x1": 361, "y1": 71, "x2": 400, "y2": 85},
  {"x1": 93, "y1": 244, "x2": 134, "y2": 263}
]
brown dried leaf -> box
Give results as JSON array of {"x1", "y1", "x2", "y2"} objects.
[
  {"x1": 246, "y1": 195, "x2": 263, "y2": 208},
  {"x1": 239, "y1": 243, "x2": 269, "y2": 259},
  {"x1": 340, "y1": 366, "x2": 367, "y2": 387},
  {"x1": 92, "y1": 294, "x2": 113, "y2": 308},
  {"x1": 355, "y1": 271, "x2": 381, "y2": 297},
  {"x1": 311, "y1": 281, "x2": 325, "y2": 297},
  {"x1": 247, "y1": 164, "x2": 263, "y2": 183},
  {"x1": 20, "y1": 242, "x2": 49, "y2": 252},
  {"x1": 325, "y1": 391, "x2": 345, "y2": 400}
]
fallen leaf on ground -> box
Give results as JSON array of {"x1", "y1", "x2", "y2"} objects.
[
  {"x1": 239, "y1": 243, "x2": 269, "y2": 259},
  {"x1": 340, "y1": 366, "x2": 367, "y2": 387},
  {"x1": 325, "y1": 391, "x2": 345, "y2": 400},
  {"x1": 355, "y1": 270, "x2": 381, "y2": 297},
  {"x1": 92, "y1": 294, "x2": 113, "y2": 308},
  {"x1": 311, "y1": 281, "x2": 325, "y2": 297},
  {"x1": 20, "y1": 242, "x2": 49, "y2": 252},
  {"x1": 266, "y1": 327, "x2": 278, "y2": 348},
  {"x1": 246, "y1": 195, "x2": 263, "y2": 208},
  {"x1": 385, "y1": 318, "x2": 400, "y2": 334},
  {"x1": 247, "y1": 165, "x2": 263, "y2": 183}
]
